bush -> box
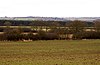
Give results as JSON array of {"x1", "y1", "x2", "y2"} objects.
[
  {"x1": 37, "y1": 30, "x2": 59, "y2": 40},
  {"x1": 21, "y1": 33, "x2": 38, "y2": 40},
  {"x1": 73, "y1": 31, "x2": 100, "y2": 39},
  {"x1": 3, "y1": 29, "x2": 21, "y2": 41},
  {"x1": 0, "y1": 34, "x2": 5, "y2": 41},
  {"x1": 45, "y1": 33, "x2": 59, "y2": 40}
]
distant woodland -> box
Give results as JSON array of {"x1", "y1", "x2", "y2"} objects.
[{"x1": 0, "y1": 19, "x2": 100, "y2": 41}]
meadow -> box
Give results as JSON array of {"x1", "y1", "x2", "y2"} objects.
[{"x1": 0, "y1": 40, "x2": 100, "y2": 65}]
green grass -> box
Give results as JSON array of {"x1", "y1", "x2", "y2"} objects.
[{"x1": 0, "y1": 40, "x2": 100, "y2": 65}]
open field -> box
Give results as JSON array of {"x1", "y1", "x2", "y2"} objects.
[{"x1": 0, "y1": 40, "x2": 100, "y2": 65}]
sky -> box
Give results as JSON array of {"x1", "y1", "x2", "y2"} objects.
[{"x1": 0, "y1": 0, "x2": 100, "y2": 17}]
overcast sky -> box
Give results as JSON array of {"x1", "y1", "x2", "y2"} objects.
[{"x1": 0, "y1": 0, "x2": 100, "y2": 17}]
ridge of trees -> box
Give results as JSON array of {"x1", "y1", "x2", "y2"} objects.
[
  {"x1": 0, "y1": 19, "x2": 100, "y2": 41},
  {"x1": 0, "y1": 20, "x2": 93, "y2": 26}
]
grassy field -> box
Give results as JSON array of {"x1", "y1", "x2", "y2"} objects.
[{"x1": 0, "y1": 40, "x2": 100, "y2": 65}]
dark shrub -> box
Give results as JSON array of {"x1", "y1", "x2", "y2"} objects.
[{"x1": 73, "y1": 31, "x2": 100, "y2": 39}]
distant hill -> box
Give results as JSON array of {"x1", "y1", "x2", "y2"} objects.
[
  {"x1": 0, "y1": 17, "x2": 100, "y2": 22},
  {"x1": 0, "y1": 17, "x2": 66, "y2": 21}
]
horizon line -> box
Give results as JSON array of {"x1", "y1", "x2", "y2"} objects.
[{"x1": 0, "y1": 16, "x2": 100, "y2": 18}]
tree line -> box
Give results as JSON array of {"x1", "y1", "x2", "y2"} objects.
[{"x1": 0, "y1": 19, "x2": 100, "y2": 41}]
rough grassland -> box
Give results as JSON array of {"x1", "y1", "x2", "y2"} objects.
[{"x1": 0, "y1": 40, "x2": 100, "y2": 65}]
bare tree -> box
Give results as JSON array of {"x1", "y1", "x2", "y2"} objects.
[
  {"x1": 4, "y1": 21, "x2": 11, "y2": 26},
  {"x1": 66, "y1": 20, "x2": 87, "y2": 33},
  {"x1": 94, "y1": 20, "x2": 100, "y2": 32}
]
